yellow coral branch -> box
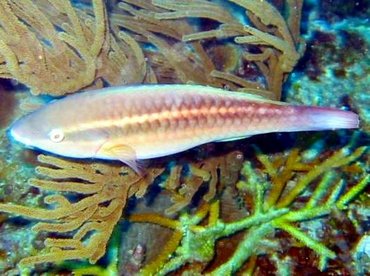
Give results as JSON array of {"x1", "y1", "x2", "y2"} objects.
[
  {"x1": 129, "y1": 213, "x2": 181, "y2": 229},
  {"x1": 277, "y1": 146, "x2": 367, "y2": 208},
  {"x1": 141, "y1": 230, "x2": 183, "y2": 275}
]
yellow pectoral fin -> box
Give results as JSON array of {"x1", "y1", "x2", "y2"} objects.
[
  {"x1": 98, "y1": 142, "x2": 145, "y2": 175},
  {"x1": 102, "y1": 143, "x2": 136, "y2": 160}
]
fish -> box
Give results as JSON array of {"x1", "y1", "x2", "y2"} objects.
[{"x1": 9, "y1": 84, "x2": 359, "y2": 173}]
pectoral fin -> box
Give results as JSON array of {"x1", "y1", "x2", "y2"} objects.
[{"x1": 98, "y1": 142, "x2": 145, "y2": 175}]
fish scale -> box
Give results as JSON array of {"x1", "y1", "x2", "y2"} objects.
[{"x1": 9, "y1": 84, "x2": 359, "y2": 173}]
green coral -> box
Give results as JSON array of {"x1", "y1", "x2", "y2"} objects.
[{"x1": 130, "y1": 134, "x2": 369, "y2": 275}]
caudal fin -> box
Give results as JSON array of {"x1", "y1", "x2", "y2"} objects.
[{"x1": 302, "y1": 107, "x2": 359, "y2": 130}]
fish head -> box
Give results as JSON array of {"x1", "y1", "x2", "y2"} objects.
[{"x1": 9, "y1": 102, "x2": 107, "y2": 159}]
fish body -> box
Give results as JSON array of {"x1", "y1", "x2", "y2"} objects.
[{"x1": 10, "y1": 85, "x2": 359, "y2": 171}]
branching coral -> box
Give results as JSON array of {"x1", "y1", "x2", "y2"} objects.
[
  {"x1": 109, "y1": 0, "x2": 303, "y2": 100},
  {"x1": 0, "y1": 1, "x2": 367, "y2": 275},
  {"x1": 0, "y1": 0, "x2": 302, "y2": 99},
  {"x1": 163, "y1": 150, "x2": 244, "y2": 214},
  {"x1": 149, "y1": 0, "x2": 304, "y2": 99},
  {"x1": 0, "y1": 0, "x2": 105, "y2": 95},
  {"x1": 0, "y1": 0, "x2": 147, "y2": 96},
  {"x1": 0, "y1": 149, "x2": 245, "y2": 272},
  {"x1": 129, "y1": 136, "x2": 368, "y2": 275},
  {"x1": 110, "y1": 0, "x2": 221, "y2": 86},
  {"x1": 0, "y1": 154, "x2": 163, "y2": 269}
]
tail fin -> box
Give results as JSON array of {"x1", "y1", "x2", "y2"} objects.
[{"x1": 301, "y1": 106, "x2": 359, "y2": 131}]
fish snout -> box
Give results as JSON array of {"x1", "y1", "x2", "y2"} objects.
[{"x1": 9, "y1": 119, "x2": 38, "y2": 147}]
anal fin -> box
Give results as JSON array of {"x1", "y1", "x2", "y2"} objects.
[{"x1": 216, "y1": 135, "x2": 251, "y2": 142}]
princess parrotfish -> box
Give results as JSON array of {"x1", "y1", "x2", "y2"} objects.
[{"x1": 9, "y1": 85, "x2": 359, "y2": 173}]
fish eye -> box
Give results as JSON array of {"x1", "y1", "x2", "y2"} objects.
[{"x1": 48, "y1": 128, "x2": 65, "y2": 143}]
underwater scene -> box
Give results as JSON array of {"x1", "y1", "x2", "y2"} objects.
[{"x1": 0, "y1": 0, "x2": 369, "y2": 275}]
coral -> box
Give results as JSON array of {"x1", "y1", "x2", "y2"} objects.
[
  {"x1": 353, "y1": 235, "x2": 370, "y2": 275},
  {"x1": 0, "y1": 154, "x2": 163, "y2": 271},
  {"x1": 0, "y1": 0, "x2": 105, "y2": 95},
  {"x1": 285, "y1": 2, "x2": 370, "y2": 130},
  {"x1": 149, "y1": 0, "x2": 304, "y2": 99},
  {"x1": 0, "y1": 0, "x2": 303, "y2": 98},
  {"x1": 163, "y1": 150, "x2": 244, "y2": 214},
  {"x1": 0, "y1": 0, "x2": 146, "y2": 96},
  {"x1": 128, "y1": 135, "x2": 368, "y2": 275},
  {"x1": 67, "y1": 256, "x2": 119, "y2": 276},
  {"x1": 0, "y1": 148, "x2": 245, "y2": 272},
  {"x1": 110, "y1": 0, "x2": 304, "y2": 100},
  {"x1": 0, "y1": 1, "x2": 367, "y2": 274},
  {"x1": 0, "y1": 81, "x2": 16, "y2": 128}
]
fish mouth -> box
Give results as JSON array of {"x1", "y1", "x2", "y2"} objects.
[{"x1": 8, "y1": 123, "x2": 36, "y2": 148}]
